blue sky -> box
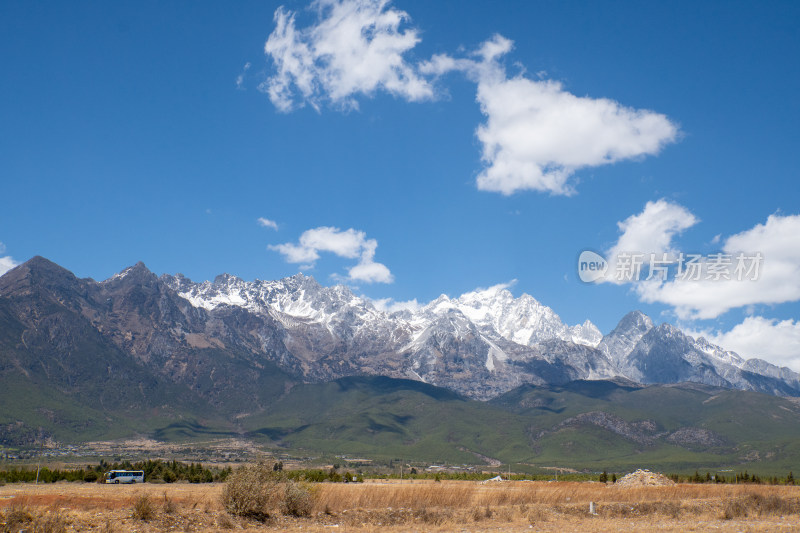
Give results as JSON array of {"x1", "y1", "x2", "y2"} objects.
[{"x1": 2, "y1": 1, "x2": 799, "y2": 368}]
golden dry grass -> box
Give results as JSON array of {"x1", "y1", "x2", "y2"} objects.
[
  {"x1": 1, "y1": 480, "x2": 799, "y2": 532},
  {"x1": 313, "y1": 479, "x2": 800, "y2": 511}
]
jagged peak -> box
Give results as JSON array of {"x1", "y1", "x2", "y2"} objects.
[
  {"x1": 0, "y1": 255, "x2": 79, "y2": 293},
  {"x1": 104, "y1": 261, "x2": 156, "y2": 284},
  {"x1": 693, "y1": 335, "x2": 713, "y2": 348},
  {"x1": 458, "y1": 283, "x2": 514, "y2": 300},
  {"x1": 277, "y1": 272, "x2": 321, "y2": 290},
  {"x1": 126, "y1": 261, "x2": 150, "y2": 273},
  {"x1": 22, "y1": 255, "x2": 61, "y2": 269},
  {"x1": 213, "y1": 272, "x2": 242, "y2": 285},
  {"x1": 654, "y1": 322, "x2": 680, "y2": 334},
  {"x1": 14, "y1": 256, "x2": 76, "y2": 279},
  {"x1": 611, "y1": 310, "x2": 654, "y2": 334}
]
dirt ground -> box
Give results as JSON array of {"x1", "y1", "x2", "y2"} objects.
[{"x1": 2, "y1": 480, "x2": 799, "y2": 532}]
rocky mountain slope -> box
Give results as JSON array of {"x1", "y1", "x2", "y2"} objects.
[
  {"x1": 162, "y1": 262, "x2": 799, "y2": 398},
  {"x1": 1, "y1": 257, "x2": 798, "y2": 418}
]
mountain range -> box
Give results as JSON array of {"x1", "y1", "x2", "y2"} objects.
[
  {"x1": 3, "y1": 257, "x2": 799, "y2": 403},
  {"x1": 1, "y1": 256, "x2": 799, "y2": 469}
]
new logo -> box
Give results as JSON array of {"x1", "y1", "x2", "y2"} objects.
[{"x1": 578, "y1": 250, "x2": 608, "y2": 283}]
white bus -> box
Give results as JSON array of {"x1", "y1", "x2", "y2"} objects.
[{"x1": 104, "y1": 470, "x2": 145, "y2": 484}]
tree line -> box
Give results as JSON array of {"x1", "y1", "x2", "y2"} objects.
[{"x1": 0, "y1": 459, "x2": 232, "y2": 484}]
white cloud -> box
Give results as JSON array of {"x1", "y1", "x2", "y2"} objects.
[
  {"x1": 269, "y1": 226, "x2": 393, "y2": 283},
  {"x1": 423, "y1": 34, "x2": 679, "y2": 196},
  {"x1": 262, "y1": 7, "x2": 676, "y2": 195},
  {"x1": 236, "y1": 62, "x2": 252, "y2": 89},
  {"x1": 601, "y1": 204, "x2": 800, "y2": 320},
  {"x1": 298, "y1": 226, "x2": 367, "y2": 258},
  {"x1": 269, "y1": 242, "x2": 320, "y2": 264},
  {"x1": 603, "y1": 199, "x2": 698, "y2": 284},
  {"x1": 348, "y1": 260, "x2": 393, "y2": 283},
  {"x1": 688, "y1": 316, "x2": 800, "y2": 371},
  {"x1": 636, "y1": 213, "x2": 800, "y2": 319},
  {"x1": 372, "y1": 297, "x2": 420, "y2": 313},
  {"x1": 0, "y1": 242, "x2": 19, "y2": 277},
  {"x1": 257, "y1": 217, "x2": 279, "y2": 230},
  {"x1": 262, "y1": 0, "x2": 434, "y2": 112}
]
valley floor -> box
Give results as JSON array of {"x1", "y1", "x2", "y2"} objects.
[{"x1": 1, "y1": 480, "x2": 799, "y2": 532}]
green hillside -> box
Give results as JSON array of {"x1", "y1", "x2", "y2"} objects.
[
  {"x1": 242, "y1": 376, "x2": 800, "y2": 474},
  {"x1": 243, "y1": 376, "x2": 532, "y2": 464},
  {"x1": 4, "y1": 345, "x2": 800, "y2": 475}
]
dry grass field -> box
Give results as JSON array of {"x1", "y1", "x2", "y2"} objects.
[{"x1": 2, "y1": 479, "x2": 800, "y2": 532}]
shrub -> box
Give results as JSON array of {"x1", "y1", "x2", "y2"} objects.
[
  {"x1": 132, "y1": 494, "x2": 155, "y2": 521},
  {"x1": 33, "y1": 509, "x2": 68, "y2": 533},
  {"x1": 221, "y1": 463, "x2": 285, "y2": 520},
  {"x1": 221, "y1": 462, "x2": 314, "y2": 520},
  {"x1": 0, "y1": 505, "x2": 67, "y2": 533},
  {"x1": 217, "y1": 513, "x2": 235, "y2": 529},
  {"x1": 162, "y1": 492, "x2": 176, "y2": 514},
  {"x1": 2, "y1": 502, "x2": 33, "y2": 532},
  {"x1": 722, "y1": 499, "x2": 747, "y2": 519},
  {"x1": 757, "y1": 494, "x2": 794, "y2": 515},
  {"x1": 722, "y1": 493, "x2": 796, "y2": 519},
  {"x1": 282, "y1": 481, "x2": 313, "y2": 517}
]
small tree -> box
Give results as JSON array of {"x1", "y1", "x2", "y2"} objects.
[
  {"x1": 599, "y1": 470, "x2": 608, "y2": 483},
  {"x1": 611, "y1": 473, "x2": 617, "y2": 483},
  {"x1": 788, "y1": 471, "x2": 795, "y2": 486}
]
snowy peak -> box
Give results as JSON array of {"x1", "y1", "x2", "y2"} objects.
[
  {"x1": 104, "y1": 261, "x2": 157, "y2": 286},
  {"x1": 168, "y1": 272, "x2": 604, "y2": 353},
  {"x1": 422, "y1": 283, "x2": 601, "y2": 348},
  {"x1": 151, "y1": 265, "x2": 800, "y2": 398},
  {"x1": 599, "y1": 310, "x2": 654, "y2": 365},
  {"x1": 571, "y1": 320, "x2": 604, "y2": 347},
  {"x1": 161, "y1": 271, "x2": 386, "y2": 337},
  {"x1": 617, "y1": 310, "x2": 654, "y2": 334},
  {"x1": 692, "y1": 336, "x2": 745, "y2": 366},
  {"x1": 6, "y1": 257, "x2": 800, "y2": 404}
]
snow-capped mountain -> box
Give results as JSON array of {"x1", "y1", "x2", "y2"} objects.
[
  {"x1": 159, "y1": 272, "x2": 613, "y2": 398},
  {"x1": 165, "y1": 275, "x2": 602, "y2": 348},
  {"x1": 2, "y1": 257, "x2": 798, "y2": 405},
  {"x1": 419, "y1": 284, "x2": 603, "y2": 348},
  {"x1": 161, "y1": 269, "x2": 800, "y2": 398},
  {"x1": 602, "y1": 312, "x2": 800, "y2": 396}
]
